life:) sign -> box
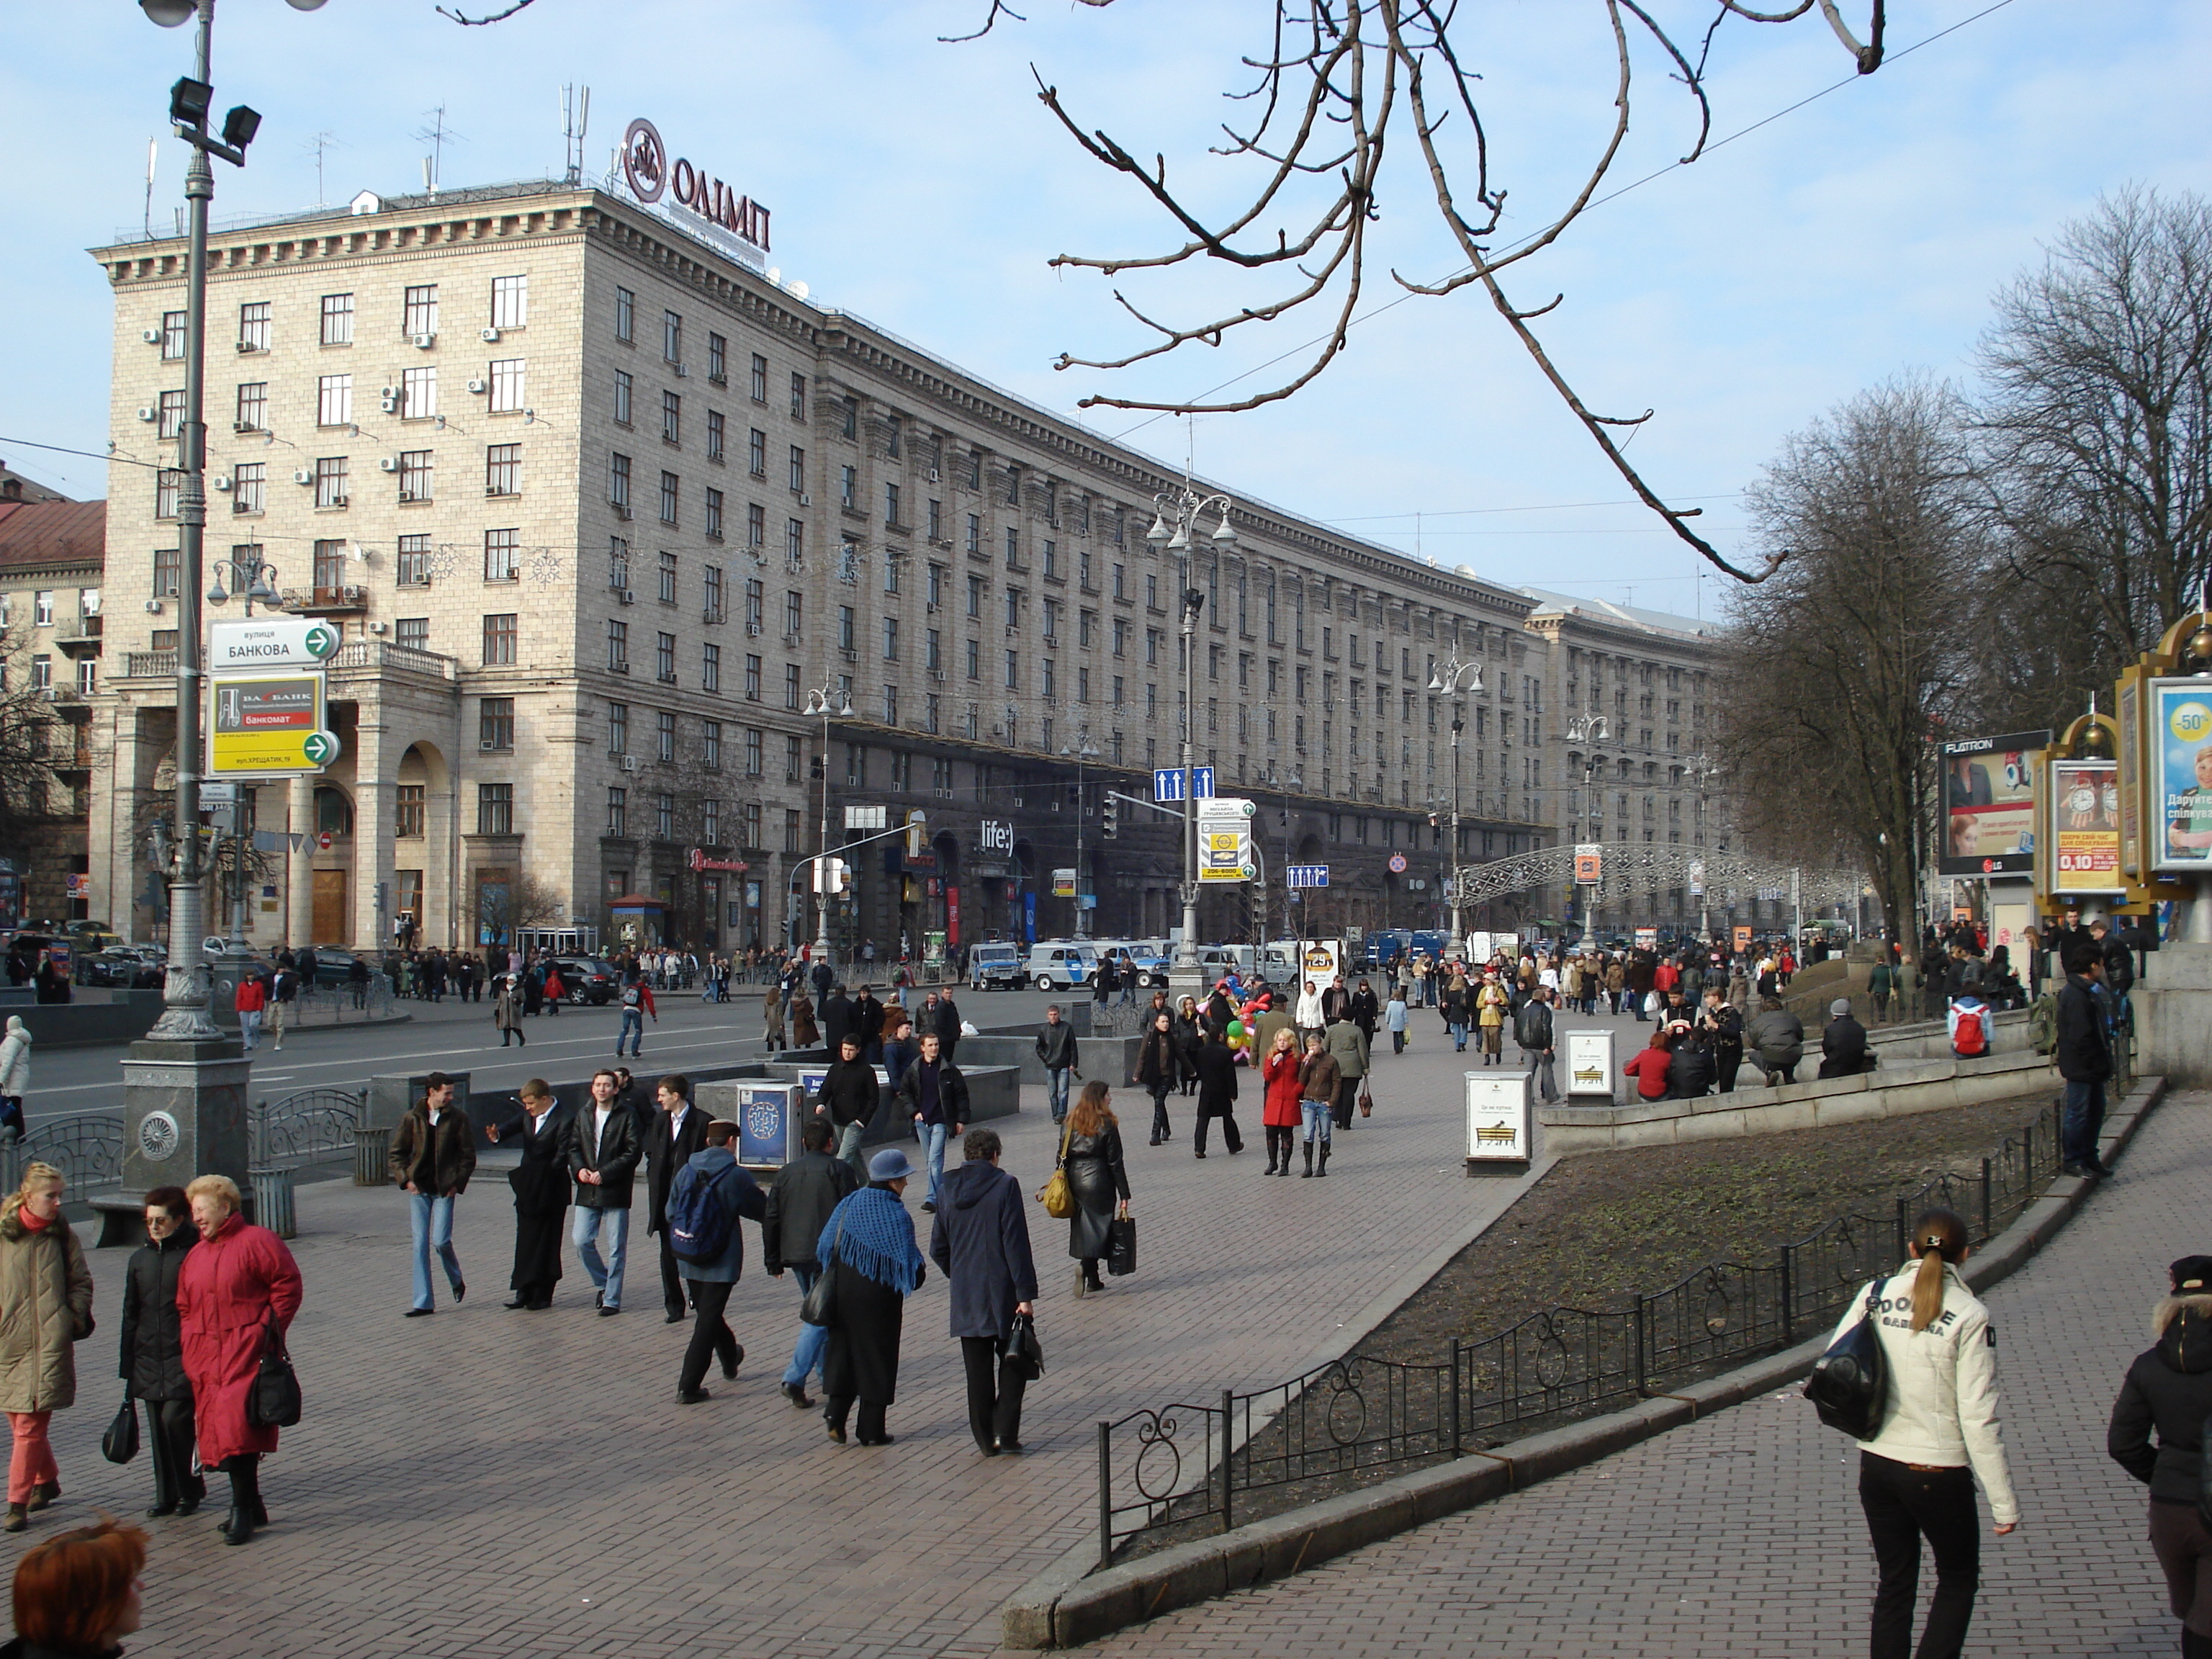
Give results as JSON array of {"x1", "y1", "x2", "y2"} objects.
[{"x1": 621, "y1": 117, "x2": 771, "y2": 250}]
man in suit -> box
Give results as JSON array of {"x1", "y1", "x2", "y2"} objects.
[
  {"x1": 567, "y1": 1067, "x2": 644, "y2": 1315},
  {"x1": 850, "y1": 984, "x2": 886, "y2": 1065},
  {"x1": 819, "y1": 984, "x2": 855, "y2": 1056},
  {"x1": 485, "y1": 1079, "x2": 570, "y2": 1310},
  {"x1": 646, "y1": 1074, "x2": 716, "y2": 1323}
]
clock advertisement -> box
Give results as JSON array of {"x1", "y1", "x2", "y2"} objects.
[{"x1": 2050, "y1": 758, "x2": 2121, "y2": 894}]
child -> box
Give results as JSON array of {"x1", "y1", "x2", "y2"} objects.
[{"x1": 1385, "y1": 986, "x2": 1410, "y2": 1054}]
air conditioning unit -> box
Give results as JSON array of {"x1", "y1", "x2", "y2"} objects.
[
  {"x1": 619, "y1": 755, "x2": 639, "y2": 773},
  {"x1": 235, "y1": 340, "x2": 258, "y2": 354},
  {"x1": 368, "y1": 620, "x2": 387, "y2": 634},
  {"x1": 136, "y1": 407, "x2": 157, "y2": 423},
  {"x1": 378, "y1": 457, "x2": 399, "y2": 473},
  {"x1": 232, "y1": 421, "x2": 256, "y2": 433},
  {"x1": 486, "y1": 485, "x2": 505, "y2": 497},
  {"x1": 926, "y1": 601, "x2": 938, "y2": 613},
  {"x1": 212, "y1": 477, "x2": 232, "y2": 492},
  {"x1": 798, "y1": 493, "x2": 811, "y2": 507},
  {"x1": 928, "y1": 469, "x2": 940, "y2": 483},
  {"x1": 397, "y1": 490, "x2": 419, "y2": 503},
  {"x1": 673, "y1": 363, "x2": 688, "y2": 378},
  {"x1": 140, "y1": 328, "x2": 161, "y2": 345},
  {"x1": 616, "y1": 589, "x2": 635, "y2": 605},
  {"x1": 840, "y1": 647, "x2": 858, "y2": 662},
  {"x1": 293, "y1": 469, "x2": 315, "y2": 485},
  {"x1": 480, "y1": 327, "x2": 501, "y2": 343},
  {"x1": 745, "y1": 621, "x2": 763, "y2": 637},
  {"x1": 412, "y1": 333, "x2": 436, "y2": 349},
  {"x1": 612, "y1": 505, "x2": 631, "y2": 521},
  {"x1": 144, "y1": 600, "x2": 164, "y2": 615},
  {"x1": 329, "y1": 495, "x2": 349, "y2": 508},
  {"x1": 466, "y1": 378, "x2": 487, "y2": 395},
  {"x1": 480, "y1": 739, "x2": 500, "y2": 750}
]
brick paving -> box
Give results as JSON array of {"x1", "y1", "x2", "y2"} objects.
[
  {"x1": 1051, "y1": 1089, "x2": 2211, "y2": 1658},
  {"x1": 4, "y1": 1014, "x2": 1524, "y2": 1658}
]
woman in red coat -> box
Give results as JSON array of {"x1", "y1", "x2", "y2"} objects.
[
  {"x1": 1622, "y1": 1028, "x2": 1674, "y2": 1102},
  {"x1": 176, "y1": 1174, "x2": 302, "y2": 1548},
  {"x1": 1259, "y1": 1027, "x2": 1304, "y2": 1178}
]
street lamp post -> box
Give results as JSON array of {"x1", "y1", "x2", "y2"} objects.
[
  {"x1": 1427, "y1": 655, "x2": 1483, "y2": 957},
  {"x1": 802, "y1": 683, "x2": 854, "y2": 966},
  {"x1": 1059, "y1": 731, "x2": 1101, "y2": 939},
  {"x1": 1259, "y1": 764, "x2": 1303, "y2": 945},
  {"x1": 1567, "y1": 713, "x2": 1609, "y2": 933},
  {"x1": 1146, "y1": 482, "x2": 1237, "y2": 999},
  {"x1": 1685, "y1": 751, "x2": 1719, "y2": 942}
]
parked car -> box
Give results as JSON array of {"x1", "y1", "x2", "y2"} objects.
[
  {"x1": 968, "y1": 941, "x2": 1025, "y2": 991},
  {"x1": 1023, "y1": 943, "x2": 1097, "y2": 993},
  {"x1": 300, "y1": 947, "x2": 372, "y2": 988},
  {"x1": 76, "y1": 948, "x2": 163, "y2": 989},
  {"x1": 549, "y1": 957, "x2": 621, "y2": 1004}
]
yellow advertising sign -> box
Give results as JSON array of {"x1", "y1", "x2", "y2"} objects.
[{"x1": 207, "y1": 673, "x2": 338, "y2": 776}]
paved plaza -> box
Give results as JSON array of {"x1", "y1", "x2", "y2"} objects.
[{"x1": 5, "y1": 1004, "x2": 1539, "y2": 1658}]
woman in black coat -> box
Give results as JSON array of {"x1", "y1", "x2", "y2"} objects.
[
  {"x1": 1170, "y1": 997, "x2": 1203, "y2": 1097},
  {"x1": 2110, "y1": 1254, "x2": 2212, "y2": 1659},
  {"x1": 118, "y1": 1184, "x2": 202, "y2": 1516},
  {"x1": 1136, "y1": 1012, "x2": 1179, "y2": 1146},
  {"x1": 1064, "y1": 1081, "x2": 1130, "y2": 1298}
]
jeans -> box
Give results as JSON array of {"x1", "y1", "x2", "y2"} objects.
[
  {"x1": 835, "y1": 1120, "x2": 868, "y2": 1180},
  {"x1": 2064, "y1": 1076, "x2": 2108, "y2": 1166},
  {"x1": 917, "y1": 1120, "x2": 949, "y2": 1206},
  {"x1": 1391, "y1": 1028, "x2": 1406, "y2": 1053},
  {"x1": 1046, "y1": 1067, "x2": 1073, "y2": 1123},
  {"x1": 1448, "y1": 1019, "x2": 1468, "y2": 1050},
  {"x1": 571, "y1": 1205, "x2": 631, "y2": 1308},
  {"x1": 618, "y1": 1007, "x2": 645, "y2": 1055},
  {"x1": 408, "y1": 1192, "x2": 463, "y2": 1310},
  {"x1": 238, "y1": 1009, "x2": 262, "y2": 1052},
  {"x1": 1300, "y1": 1098, "x2": 1334, "y2": 1143},
  {"x1": 783, "y1": 1266, "x2": 829, "y2": 1390},
  {"x1": 1859, "y1": 1452, "x2": 1979, "y2": 1659},
  {"x1": 1525, "y1": 1050, "x2": 1557, "y2": 1103},
  {"x1": 678, "y1": 1279, "x2": 740, "y2": 1395}
]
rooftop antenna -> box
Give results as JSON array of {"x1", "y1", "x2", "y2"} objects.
[
  {"x1": 142, "y1": 138, "x2": 157, "y2": 238},
  {"x1": 302, "y1": 130, "x2": 343, "y2": 207},
  {"x1": 412, "y1": 104, "x2": 463, "y2": 195},
  {"x1": 561, "y1": 83, "x2": 590, "y2": 186}
]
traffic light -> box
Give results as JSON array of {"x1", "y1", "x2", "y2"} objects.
[{"x1": 1101, "y1": 795, "x2": 1118, "y2": 838}]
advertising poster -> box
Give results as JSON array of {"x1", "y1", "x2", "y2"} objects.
[
  {"x1": 1465, "y1": 1070, "x2": 1532, "y2": 1169},
  {"x1": 732, "y1": 1083, "x2": 801, "y2": 1169},
  {"x1": 1635, "y1": 927, "x2": 1658, "y2": 950},
  {"x1": 207, "y1": 672, "x2": 333, "y2": 776},
  {"x1": 1564, "y1": 1028, "x2": 1615, "y2": 1099},
  {"x1": 1299, "y1": 939, "x2": 1342, "y2": 984},
  {"x1": 1573, "y1": 845, "x2": 1602, "y2": 884},
  {"x1": 1196, "y1": 797, "x2": 1256, "y2": 883},
  {"x1": 1732, "y1": 924, "x2": 1754, "y2": 953},
  {"x1": 1939, "y1": 730, "x2": 2049, "y2": 876},
  {"x1": 2120, "y1": 679, "x2": 2142, "y2": 876},
  {"x1": 2154, "y1": 681, "x2": 2212, "y2": 872},
  {"x1": 2051, "y1": 758, "x2": 2122, "y2": 894}
]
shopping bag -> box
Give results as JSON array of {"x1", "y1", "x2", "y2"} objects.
[
  {"x1": 1106, "y1": 1215, "x2": 1136, "y2": 1277},
  {"x1": 102, "y1": 1395, "x2": 140, "y2": 1465}
]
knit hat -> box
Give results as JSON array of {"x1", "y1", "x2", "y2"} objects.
[{"x1": 1830, "y1": 998, "x2": 1852, "y2": 1017}]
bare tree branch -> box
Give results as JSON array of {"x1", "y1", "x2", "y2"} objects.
[{"x1": 436, "y1": 0, "x2": 537, "y2": 23}]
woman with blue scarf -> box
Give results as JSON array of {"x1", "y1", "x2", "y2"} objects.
[{"x1": 817, "y1": 1147, "x2": 929, "y2": 1446}]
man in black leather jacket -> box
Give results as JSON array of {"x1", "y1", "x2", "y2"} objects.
[{"x1": 567, "y1": 1067, "x2": 644, "y2": 1315}]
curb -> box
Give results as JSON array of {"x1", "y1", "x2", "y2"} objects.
[{"x1": 1002, "y1": 1075, "x2": 2170, "y2": 1649}]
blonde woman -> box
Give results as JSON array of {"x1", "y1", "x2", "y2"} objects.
[{"x1": 0, "y1": 1161, "x2": 94, "y2": 1533}]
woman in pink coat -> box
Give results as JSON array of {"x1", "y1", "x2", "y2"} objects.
[{"x1": 176, "y1": 1174, "x2": 302, "y2": 1547}]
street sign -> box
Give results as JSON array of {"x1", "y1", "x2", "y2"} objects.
[
  {"x1": 1196, "y1": 796, "x2": 1255, "y2": 883},
  {"x1": 1051, "y1": 867, "x2": 1077, "y2": 897},
  {"x1": 1287, "y1": 864, "x2": 1330, "y2": 889},
  {"x1": 844, "y1": 804, "x2": 889, "y2": 830},
  {"x1": 1388, "y1": 853, "x2": 1408, "y2": 875},
  {"x1": 207, "y1": 617, "x2": 341, "y2": 672},
  {"x1": 1574, "y1": 844, "x2": 1602, "y2": 884},
  {"x1": 316, "y1": 830, "x2": 334, "y2": 850},
  {"x1": 1151, "y1": 766, "x2": 1215, "y2": 802},
  {"x1": 198, "y1": 781, "x2": 238, "y2": 806},
  {"x1": 207, "y1": 673, "x2": 334, "y2": 775}
]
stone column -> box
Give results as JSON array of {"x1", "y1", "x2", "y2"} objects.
[
  {"x1": 285, "y1": 775, "x2": 315, "y2": 949},
  {"x1": 351, "y1": 710, "x2": 397, "y2": 953}
]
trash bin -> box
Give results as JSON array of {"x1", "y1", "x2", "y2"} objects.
[
  {"x1": 249, "y1": 1167, "x2": 297, "y2": 1240},
  {"x1": 354, "y1": 1126, "x2": 391, "y2": 1187}
]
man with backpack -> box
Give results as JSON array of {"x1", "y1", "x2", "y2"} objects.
[
  {"x1": 645, "y1": 1075, "x2": 716, "y2": 1325},
  {"x1": 665, "y1": 1118, "x2": 768, "y2": 1403},
  {"x1": 1948, "y1": 993, "x2": 1991, "y2": 1061},
  {"x1": 616, "y1": 974, "x2": 656, "y2": 1058}
]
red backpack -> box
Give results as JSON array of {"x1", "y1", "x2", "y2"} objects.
[{"x1": 1953, "y1": 1005, "x2": 1986, "y2": 1058}]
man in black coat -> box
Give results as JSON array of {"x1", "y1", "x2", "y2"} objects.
[
  {"x1": 1349, "y1": 979, "x2": 1381, "y2": 1043},
  {"x1": 568, "y1": 1067, "x2": 644, "y2": 1315},
  {"x1": 813, "y1": 1033, "x2": 881, "y2": 1177},
  {"x1": 2056, "y1": 945, "x2": 2115, "y2": 1177},
  {"x1": 1513, "y1": 986, "x2": 1557, "y2": 1104},
  {"x1": 763, "y1": 1116, "x2": 861, "y2": 1409},
  {"x1": 1816, "y1": 997, "x2": 1872, "y2": 1079},
  {"x1": 810, "y1": 956, "x2": 835, "y2": 1002},
  {"x1": 929, "y1": 1127, "x2": 1038, "y2": 1456},
  {"x1": 645, "y1": 1074, "x2": 716, "y2": 1323},
  {"x1": 933, "y1": 989, "x2": 965, "y2": 1065},
  {"x1": 851, "y1": 984, "x2": 886, "y2": 1064},
  {"x1": 485, "y1": 1080, "x2": 570, "y2": 1310},
  {"x1": 819, "y1": 984, "x2": 855, "y2": 1057},
  {"x1": 1192, "y1": 1028, "x2": 1244, "y2": 1157}
]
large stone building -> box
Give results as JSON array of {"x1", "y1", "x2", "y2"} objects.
[{"x1": 86, "y1": 166, "x2": 1737, "y2": 959}]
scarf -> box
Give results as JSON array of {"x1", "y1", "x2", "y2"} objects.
[{"x1": 817, "y1": 1185, "x2": 925, "y2": 1295}]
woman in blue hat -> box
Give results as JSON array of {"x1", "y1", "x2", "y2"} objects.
[{"x1": 817, "y1": 1148, "x2": 928, "y2": 1447}]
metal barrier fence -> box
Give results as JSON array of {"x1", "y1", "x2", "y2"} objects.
[
  {"x1": 1097, "y1": 1100, "x2": 2067, "y2": 1564},
  {"x1": 248, "y1": 1088, "x2": 364, "y2": 1169},
  {"x1": 284, "y1": 979, "x2": 396, "y2": 1026},
  {"x1": 1, "y1": 1087, "x2": 365, "y2": 1200}
]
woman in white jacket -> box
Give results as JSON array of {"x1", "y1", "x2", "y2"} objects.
[
  {"x1": 0, "y1": 1015, "x2": 27, "y2": 1141},
  {"x1": 1832, "y1": 1207, "x2": 2018, "y2": 1659}
]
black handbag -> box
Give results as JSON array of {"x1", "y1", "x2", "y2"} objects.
[
  {"x1": 1804, "y1": 1280, "x2": 1889, "y2": 1439},
  {"x1": 1106, "y1": 1215, "x2": 1136, "y2": 1278},
  {"x1": 1005, "y1": 1310, "x2": 1044, "y2": 1381},
  {"x1": 248, "y1": 1315, "x2": 302, "y2": 1429},
  {"x1": 102, "y1": 1395, "x2": 140, "y2": 1465},
  {"x1": 800, "y1": 1214, "x2": 845, "y2": 1328}
]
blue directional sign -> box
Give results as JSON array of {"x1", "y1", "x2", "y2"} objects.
[
  {"x1": 1287, "y1": 864, "x2": 1331, "y2": 889},
  {"x1": 1151, "y1": 766, "x2": 1215, "y2": 802}
]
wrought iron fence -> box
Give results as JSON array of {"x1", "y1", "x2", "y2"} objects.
[
  {"x1": 1097, "y1": 1098, "x2": 2067, "y2": 1562},
  {"x1": 249, "y1": 1088, "x2": 363, "y2": 1169},
  {"x1": 285, "y1": 978, "x2": 395, "y2": 1025},
  {"x1": 4, "y1": 1114, "x2": 125, "y2": 1196}
]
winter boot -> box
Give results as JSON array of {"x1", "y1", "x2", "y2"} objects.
[
  {"x1": 1263, "y1": 1131, "x2": 1279, "y2": 1176},
  {"x1": 1300, "y1": 1143, "x2": 1315, "y2": 1178},
  {"x1": 1317, "y1": 1142, "x2": 1331, "y2": 1177}
]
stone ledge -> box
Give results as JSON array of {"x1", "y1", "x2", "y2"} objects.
[{"x1": 999, "y1": 1074, "x2": 2165, "y2": 1649}]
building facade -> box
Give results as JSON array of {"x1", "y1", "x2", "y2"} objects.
[{"x1": 89, "y1": 173, "x2": 1744, "y2": 960}]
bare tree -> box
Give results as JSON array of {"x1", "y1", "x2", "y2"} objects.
[
  {"x1": 992, "y1": 0, "x2": 1889, "y2": 582},
  {"x1": 0, "y1": 644, "x2": 91, "y2": 856},
  {"x1": 1977, "y1": 187, "x2": 2212, "y2": 714},
  {"x1": 1715, "y1": 375, "x2": 1982, "y2": 938},
  {"x1": 477, "y1": 869, "x2": 564, "y2": 945}
]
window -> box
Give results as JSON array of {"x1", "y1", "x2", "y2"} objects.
[
  {"x1": 1004, "y1": 649, "x2": 1020, "y2": 690},
  {"x1": 1043, "y1": 541, "x2": 1058, "y2": 579},
  {"x1": 927, "y1": 499, "x2": 942, "y2": 542},
  {"x1": 313, "y1": 456, "x2": 348, "y2": 508},
  {"x1": 614, "y1": 285, "x2": 634, "y2": 343},
  {"x1": 885, "y1": 482, "x2": 901, "y2": 527},
  {"x1": 704, "y1": 487, "x2": 723, "y2": 540},
  {"x1": 30, "y1": 657, "x2": 50, "y2": 693},
  {"x1": 605, "y1": 787, "x2": 626, "y2": 837},
  {"x1": 657, "y1": 550, "x2": 678, "y2": 604},
  {"x1": 488, "y1": 359, "x2": 525, "y2": 413},
  {"x1": 482, "y1": 613, "x2": 517, "y2": 664},
  {"x1": 396, "y1": 784, "x2": 426, "y2": 837},
  {"x1": 490, "y1": 273, "x2": 527, "y2": 329},
  {"x1": 477, "y1": 783, "x2": 513, "y2": 836},
  {"x1": 607, "y1": 619, "x2": 629, "y2": 671},
  {"x1": 883, "y1": 555, "x2": 900, "y2": 595},
  {"x1": 1006, "y1": 590, "x2": 1022, "y2": 630},
  {"x1": 966, "y1": 638, "x2": 980, "y2": 680},
  {"x1": 234, "y1": 381, "x2": 267, "y2": 431},
  {"x1": 840, "y1": 465, "x2": 856, "y2": 510},
  {"x1": 785, "y1": 733, "x2": 804, "y2": 781},
  {"x1": 702, "y1": 642, "x2": 721, "y2": 693},
  {"x1": 33, "y1": 592, "x2": 54, "y2": 629},
  {"x1": 840, "y1": 398, "x2": 858, "y2": 440},
  {"x1": 736, "y1": 726, "x2": 762, "y2": 777},
  {"x1": 747, "y1": 503, "x2": 765, "y2": 549},
  {"x1": 783, "y1": 807, "x2": 801, "y2": 853},
  {"x1": 316, "y1": 374, "x2": 351, "y2": 426},
  {"x1": 702, "y1": 798, "x2": 721, "y2": 842},
  {"x1": 748, "y1": 428, "x2": 766, "y2": 477},
  {"x1": 744, "y1": 652, "x2": 762, "y2": 699},
  {"x1": 609, "y1": 539, "x2": 632, "y2": 591},
  {"x1": 662, "y1": 390, "x2": 681, "y2": 446},
  {"x1": 786, "y1": 590, "x2": 804, "y2": 634},
  {"x1": 788, "y1": 445, "x2": 805, "y2": 492},
  {"x1": 838, "y1": 605, "x2": 856, "y2": 652},
  {"x1": 609, "y1": 452, "x2": 631, "y2": 511},
  {"x1": 882, "y1": 616, "x2": 900, "y2": 661},
  {"x1": 482, "y1": 442, "x2": 518, "y2": 498},
  {"x1": 657, "y1": 709, "x2": 677, "y2": 760},
  {"x1": 967, "y1": 574, "x2": 984, "y2": 619},
  {"x1": 232, "y1": 462, "x2": 265, "y2": 513},
  {"x1": 153, "y1": 547, "x2": 180, "y2": 598},
  {"x1": 707, "y1": 332, "x2": 727, "y2": 384},
  {"x1": 791, "y1": 371, "x2": 806, "y2": 419},
  {"x1": 483, "y1": 528, "x2": 519, "y2": 582},
  {"x1": 702, "y1": 719, "x2": 724, "y2": 768},
  {"x1": 1005, "y1": 528, "x2": 1020, "y2": 568},
  {"x1": 659, "y1": 471, "x2": 680, "y2": 525},
  {"x1": 400, "y1": 365, "x2": 437, "y2": 420},
  {"x1": 657, "y1": 793, "x2": 675, "y2": 837},
  {"x1": 613, "y1": 369, "x2": 633, "y2": 426},
  {"x1": 395, "y1": 616, "x2": 428, "y2": 652},
  {"x1": 156, "y1": 389, "x2": 184, "y2": 440},
  {"x1": 785, "y1": 664, "x2": 801, "y2": 709},
  {"x1": 1005, "y1": 463, "x2": 1021, "y2": 506},
  {"x1": 319, "y1": 293, "x2": 353, "y2": 346},
  {"x1": 657, "y1": 631, "x2": 677, "y2": 684},
  {"x1": 238, "y1": 302, "x2": 269, "y2": 352},
  {"x1": 607, "y1": 701, "x2": 629, "y2": 753}
]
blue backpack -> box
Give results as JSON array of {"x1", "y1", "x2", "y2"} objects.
[{"x1": 667, "y1": 1162, "x2": 737, "y2": 1264}]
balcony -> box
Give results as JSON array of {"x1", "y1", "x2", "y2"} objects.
[
  {"x1": 54, "y1": 616, "x2": 104, "y2": 657},
  {"x1": 328, "y1": 641, "x2": 457, "y2": 682},
  {"x1": 48, "y1": 739, "x2": 92, "y2": 781},
  {"x1": 123, "y1": 651, "x2": 178, "y2": 680},
  {"x1": 284, "y1": 585, "x2": 368, "y2": 613}
]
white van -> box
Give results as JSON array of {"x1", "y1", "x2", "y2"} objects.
[
  {"x1": 969, "y1": 941, "x2": 1025, "y2": 991},
  {"x1": 1024, "y1": 942, "x2": 1098, "y2": 992}
]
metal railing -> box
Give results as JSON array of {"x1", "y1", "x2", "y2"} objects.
[
  {"x1": 1, "y1": 1086, "x2": 365, "y2": 1200},
  {"x1": 1096, "y1": 1100, "x2": 2067, "y2": 1563},
  {"x1": 248, "y1": 1087, "x2": 364, "y2": 1169},
  {"x1": 284, "y1": 978, "x2": 396, "y2": 1025},
  {"x1": 2, "y1": 1115, "x2": 125, "y2": 1197}
]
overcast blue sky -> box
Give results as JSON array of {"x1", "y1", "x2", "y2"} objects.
[{"x1": 3, "y1": 1, "x2": 2206, "y2": 615}]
